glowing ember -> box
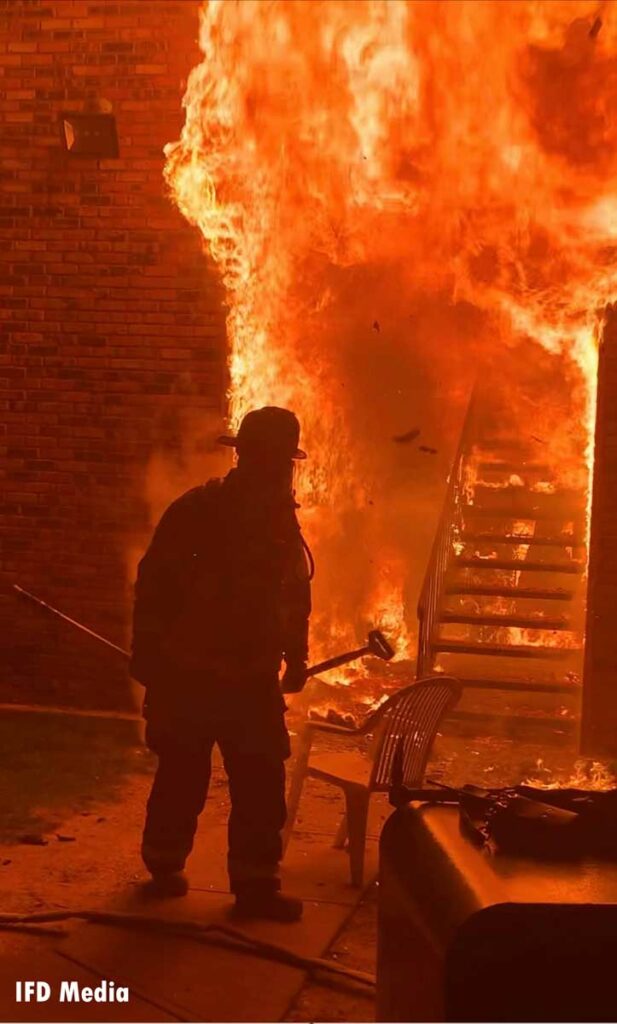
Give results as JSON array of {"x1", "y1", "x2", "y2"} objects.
[
  {"x1": 164, "y1": 1, "x2": 617, "y2": 669},
  {"x1": 525, "y1": 757, "x2": 616, "y2": 791}
]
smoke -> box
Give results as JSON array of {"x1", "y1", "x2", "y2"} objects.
[{"x1": 126, "y1": 407, "x2": 231, "y2": 587}]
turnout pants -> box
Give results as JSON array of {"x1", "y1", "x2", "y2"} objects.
[{"x1": 141, "y1": 684, "x2": 290, "y2": 896}]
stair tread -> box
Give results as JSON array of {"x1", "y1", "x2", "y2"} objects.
[
  {"x1": 434, "y1": 640, "x2": 581, "y2": 659},
  {"x1": 455, "y1": 676, "x2": 578, "y2": 694},
  {"x1": 453, "y1": 556, "x2": 584, "y2": 574},
  {"x1": 439, "y1": 612, "x2": 571, "y2": 630},
  {"x1": 463, "y1": 504, "x2": 585, "y2": 522},
  {"x1": 477, "y1": 461, "x2": 552, "y2": 474},
  {"x1": 476, "y1": 438, "x2": 539, "y2": 450},
  {"x1": 460, "y1": 531, "x2": 585, "y2": 547},
  {"x1": 448, "y1": 709, "x2": 576, "y2": 731},
  {"x1": 445, "y1": 584, "x2": 575, "y2": 599},
  {"x1": 469, "y1": 491, "x2": 585, "y2": 514}
]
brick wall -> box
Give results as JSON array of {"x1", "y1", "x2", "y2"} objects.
[
  {"x1": 581, "y1": 308, "x2": 617, "y2": 755},
  {"x1": 0, "y1": 0, "x2": 227, "y2": 710}
]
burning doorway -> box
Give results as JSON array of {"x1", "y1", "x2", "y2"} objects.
[{"x1": 163, "y1": 1, "x2": 617, "y2": 754}]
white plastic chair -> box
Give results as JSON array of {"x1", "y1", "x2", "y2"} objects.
[{"x1": 282, "y1": 676, "x2": 461, "y2": 886}]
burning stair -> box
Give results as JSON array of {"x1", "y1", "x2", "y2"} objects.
[{"x1": 417, "y1": 429, "x2": 588, "y2": 720}]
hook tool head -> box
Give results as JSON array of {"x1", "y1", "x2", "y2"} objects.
[{"x1": 366, "y1": 629, "x2": 395, "y2": 661}]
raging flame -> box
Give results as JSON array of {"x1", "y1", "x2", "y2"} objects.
[
  {"x1": 164, "y1": 0, "x2": 617, "y2": 669},
  {"x1": 505, "y1": 626, "x2": 581, "y2": 649}
]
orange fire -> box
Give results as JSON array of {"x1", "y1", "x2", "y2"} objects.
[
  {"x1": 525, "y1": 757, "x2": 616, "y2": 790},
  {"x1": 164, "y1": 0, "x2": 617, "y2": 668}
]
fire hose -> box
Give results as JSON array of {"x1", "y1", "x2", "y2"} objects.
[
  {"x1": 11, "y1": 583, "x2": 395, "y2": 683},
  {"x1": 0, "y1": 909, "x2": 376, "y2": 990}
]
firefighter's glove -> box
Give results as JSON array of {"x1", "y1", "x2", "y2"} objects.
[{"x1": 281, "y1": 660, "x2": 308, "y2": 694}]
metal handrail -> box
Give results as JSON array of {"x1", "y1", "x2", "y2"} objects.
[{"x1": 416, "y1": 389, "x2": 478, "y2": 677}]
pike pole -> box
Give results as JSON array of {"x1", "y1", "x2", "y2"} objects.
[
  {"x1": 11, "y1": 584, "x2": 395, "y2": 679},
  {"x1": 11, "y1": 584, "x2": 130, "y2": 660}
]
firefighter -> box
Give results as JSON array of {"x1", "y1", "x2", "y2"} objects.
[{"x1": 130, "y1": 407, "x2": 311, "y2": 922}]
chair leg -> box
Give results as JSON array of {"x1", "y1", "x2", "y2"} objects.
[
  {"x1": 282, "y1": 734, "x2": 312, "y2": 855},
  {"x1": 333, "y1": 813, "x2": 348, "y2": 849},
  {"x1": 282, "y1": 766, "x2": 306, "y2": 854},
  {"x1": 343, "y1": 787, "x2": 370, "y2": 887}
]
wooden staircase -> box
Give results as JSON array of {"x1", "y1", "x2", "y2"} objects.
[{"x1": 417, "y1": 399, "x2": 588, "y2": 732}]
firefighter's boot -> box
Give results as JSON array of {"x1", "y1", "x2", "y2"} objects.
[{"x1": 147, "y1": 870, "x2": 189, "y2": 898}]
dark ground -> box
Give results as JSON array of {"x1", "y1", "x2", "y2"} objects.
[
  {"x1": 0, "y1": 703, "x2": 379, "y2": 1021},
  {"x1": 285, "y1": 885, "x2": 377, "y2": 1022},
  {"x1": 0, "y1": 712, "x2": 150, "y2": 841},
  {"x1": 0, "y1": 692, "x2": 608, "y2": 1022}
]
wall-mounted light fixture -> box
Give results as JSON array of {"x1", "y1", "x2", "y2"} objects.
[{"x1": 59, "y1": 112, "x2": 119, "y2": 158}]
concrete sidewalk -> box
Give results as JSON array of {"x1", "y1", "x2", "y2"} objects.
[{"x1": 0, "y1": 798, "x2": 386, "y2": 1022}]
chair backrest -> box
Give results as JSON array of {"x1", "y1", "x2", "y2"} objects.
[{"x1": 368, "y1": 676, "x2": 461, "y2": 790}]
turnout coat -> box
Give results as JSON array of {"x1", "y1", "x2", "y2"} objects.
[{"x1": 130, "y1": 470, "x2": 311, "y2": 735}]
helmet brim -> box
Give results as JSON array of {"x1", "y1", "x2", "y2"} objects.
[{"x1": 217, "y1": 435, "x2": 307, "y2": 460}]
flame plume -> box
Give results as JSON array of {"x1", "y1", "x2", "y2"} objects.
[{"x1": 165, "y1": 0, "x2": 617, "y2": 664}]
